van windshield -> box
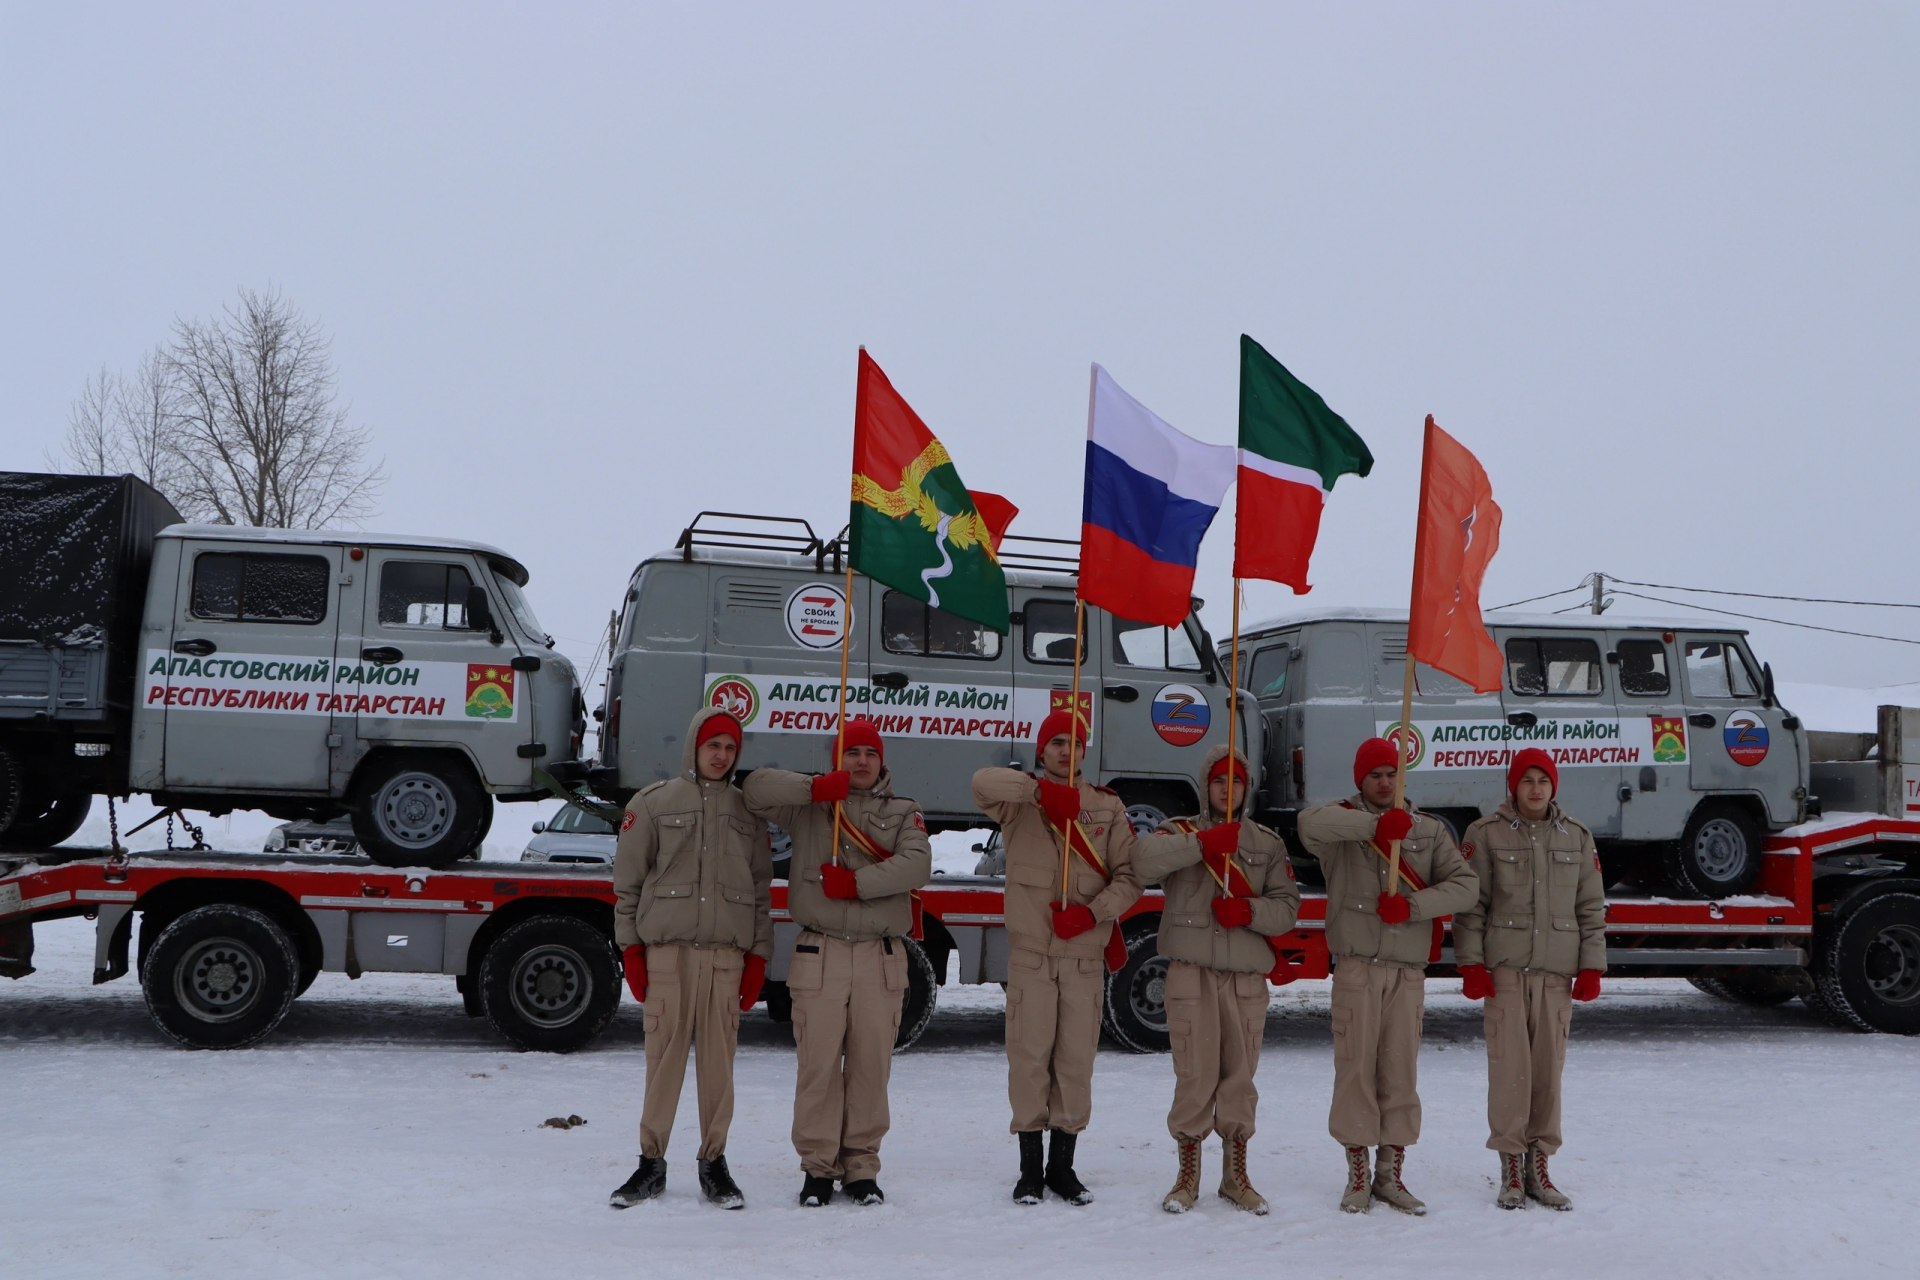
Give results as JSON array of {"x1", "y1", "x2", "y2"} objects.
[
  {"x1": 548, "y1": 805, "x2": 615, "y2": 835},
  {"x1": 491, "y1": 569, "x2": 551, "y2": 645}
]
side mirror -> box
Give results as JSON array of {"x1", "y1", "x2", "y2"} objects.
[
  {"x1": 971, "y1": 843, "x2": 985, "y2": 853},
  {"x1": 466, "y1": 585, "x2": 503, "y2": 644},
  {"x1": 531, "y1": 821, "x2": 546, "y2": 833},
  {"x1": 1762, "y1": 661, "x2": 1776, "y2": 709}
]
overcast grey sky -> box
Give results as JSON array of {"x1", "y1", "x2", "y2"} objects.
[{"x1": 4, "y1": 3, "x2": 1916, "y2": 699}]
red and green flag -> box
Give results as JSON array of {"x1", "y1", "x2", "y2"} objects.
[
  {"x1": 850, "y1": 350, "x2": 1010, "y2": 634},
  {"x1": 1233, "y1": 335, "x2": 1374, "y2": 592}
]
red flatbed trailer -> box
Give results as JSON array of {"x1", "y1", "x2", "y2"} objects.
[{"x1": 4, "y1": 812, "x2": 1916, "y2": 1050}]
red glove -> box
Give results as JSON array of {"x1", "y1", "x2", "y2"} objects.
[
  {"x1": 623, "y1": 944, "x2": 647, "y2": 1004},
  {"x1": 1038, "y1": 778, "x2": 1081, "y2": 828},
  {"x1": 1266, "y1": 956, "x2": 1299, "y2": 986},
  {"x1": 1573, "y1": 969, "x2": 1602, "y2": 1002},
  {"x1": 1459, "y1": 963, "x2": 1492, "y2": 1001},
  {"x1": 1210, "y1": 896, "x2": 1253, "y2": 929},
  {"x1": 1375, "y1": 808, "x2": 1414, "y2": 844},
  {"x1": 1377, "y1": 892, "x2": 1412, "y2": 924},
  {"x1": 1051, "y1": 903, "x2": 1097, "y2": 939},
  {"x1": 1197, "y1": 823, "x2": 1241, "y2": 857},
  {"x1": 811, "y1": 770, "x2": 851, "y2": 803},
  {"x1": 739, "y1": 953, "x2": 767, "y2": 1011},
  {"x1": 820, "y1": 863, "x2": 861, "y2": 900}
]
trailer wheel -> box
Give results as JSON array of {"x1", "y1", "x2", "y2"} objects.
[
  {"x1": 1102, "y1": 925, "x2": 1171, "y2": 1053},
  {"x1": 1664, "y1": 802, "x2": 1762, "y2": 898},
  {"x1": 1814, "y1": 890, "x2": 1920, "y2": 1035},
  {"x1": 353, "y1": 755, "x2": 487, "y2": 869},
  {"x1": 479, "y1": 915, "x2": 621, "y2": 1052},
  {"x1": 141, "y1": 905, "x2": 300, "y2": 1049},
  {"x1": 0, "y1": 793, "x2": 92, "y2": 850},
  {"x1": 1687, "y1": 972, "x2": 1796, "y2": 1007},
  {"x1": 894, "y1": 937, "x2": 939, "y2": 1052}
]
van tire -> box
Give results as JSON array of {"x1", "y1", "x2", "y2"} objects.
[
  {"x1": 352, "y1": 755, "x2": 487, "y2": 869},
  {"x1": 1665, "y1": 802, "x2": 1762, "y2": 898},
  {"x1": 1811, "y1": 889, "x2": 1920, "y2": 1035},
  {"x1": 1102, "y1": 924, "x2": 1171, "y2": 1053},
  {"x1": 894, "y1": 937, "x2": 939, "y2": 1052},
  {"x1": 479, "y1": 914, "x2": 621, "y2": 1052},
  {"x1": 141, "y1": 904, "x2": 301, "y2": 1049}
]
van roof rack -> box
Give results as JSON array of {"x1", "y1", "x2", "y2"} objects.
[{"x1": 678, "y1": 510, "x2": 1081, "y2": 577}]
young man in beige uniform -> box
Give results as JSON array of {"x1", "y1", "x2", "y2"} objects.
[
  {"x1": 742, "y1": 719, "x2": 931, "y2": 1208},
  {"x1": 1455, "y1": 747, "x2": 1607, "y2": 1210},
  {"x1": 1134, "y1": 745, "x2": 1301, "y2": 1215},
  {"x1": 608, "y1": 707, "x2": 773, "y2": 1211},
  {"x1": 1297, "y1": 737, "x2": 1478, "y2": 1215},
  {"x1": 973, "y1": 707, "x2": 1142, "y2": 1205}
]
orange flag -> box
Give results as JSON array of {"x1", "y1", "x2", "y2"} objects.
[{"x1": 1407, "y1": 415, "x2": 1503, "y2": 692}]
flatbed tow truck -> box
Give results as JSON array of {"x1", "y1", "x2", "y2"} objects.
[{"x1": 7, "y1": 801, "x2": 1913, "y2": 1051}]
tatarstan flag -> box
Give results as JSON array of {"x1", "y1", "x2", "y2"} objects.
[
  {"x1": 1233, "y1": 335, "x2": 1374, "y2": 592},
  {"x1": 850, "y1": 350, "x2": 1010, "y2": 634}
]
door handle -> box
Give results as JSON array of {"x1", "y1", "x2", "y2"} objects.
[
  {"x1": 872, "y1": 671, "x2": 910, "y2": 691},
  {"x1": 361, "y1": 646, "x2": 404, "y2": 665},
  {"x1": 510, "y1": 655, "x2": 541, "y2": 673},
  {"x1": 1688, "y1": 712, "x2": 1716, "y2": 728},
  {"x1": 172, "y1": 639, "x2": 217, "y2": 657},
  {"x1": 1102, "y1": 684, "x2": 1139, "y2": 702},
  {"x1": 1506, "y1": 711, "x2": 1537, "y2": 728}
]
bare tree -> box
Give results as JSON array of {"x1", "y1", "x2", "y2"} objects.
[
  {"x1": 57, "y1": 354, "x2": 198, "y2": 511},
  {"x1": 164, "y1": 288, "x2": 383, "y2": 527}
]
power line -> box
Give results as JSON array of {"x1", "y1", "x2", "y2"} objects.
[
  {"x1": 1489, "y1": 585, "x2": 1586, "y2": 611},
  {"x1": 1604, "y1": 587, "x2": 1920, "y2": 647},
  {"x1": 1602, "y1": 576, "x2": 1920, "y2": 611}
]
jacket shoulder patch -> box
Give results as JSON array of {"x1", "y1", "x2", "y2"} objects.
[
  {"x1": 620, "y1": 810, "x2": 637, "y2": 833},
  {"x1": 1458, "y1": 840, "x2": 1474, "y2": 860}
]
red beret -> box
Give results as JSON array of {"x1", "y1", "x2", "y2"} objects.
[
  {"x1": 1353, "y1": 737, "x2": 1402, "y2": 790},
  {"x1": 837, "y1": 718, "x2": 885, "y2": 763},
  {"x1": 699, "y1": 713, "x2": 742, "y2": 750},
  {"x1": 1037, "y1": 708, "x2": 1089, "y2": 749},
  {"x1": 1508, "y1": 748, "x2": 1558, "y2": 798}
]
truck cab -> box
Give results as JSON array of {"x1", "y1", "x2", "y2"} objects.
[
  {"x1": 126, "y1": 526, "x2": 580, "y2": 867},
  {"x1": 593, "y1": 513, "x2": 1254, "y2": 831},
  {"x1": 1232, "y1": 608, "x2": 1807, "y2": 897}
]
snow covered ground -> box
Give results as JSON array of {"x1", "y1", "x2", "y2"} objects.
[{"x1": 4, "y1": 917, "x2": 1917, "y2": 1278}]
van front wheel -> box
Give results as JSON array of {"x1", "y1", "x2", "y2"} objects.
[
  {"x1": 1665, "y1": 802, "x2": 1762, "y2": 898},
  {"x1": 353, "y1": 756, "x2": 487, "y2": 869}
]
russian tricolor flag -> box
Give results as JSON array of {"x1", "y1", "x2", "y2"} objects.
[{"x1": 1078, "y1": 365, "x2": 1237, "y2": 628}]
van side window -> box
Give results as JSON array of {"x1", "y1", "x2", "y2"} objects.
[
  {"x1": 378, "y1": 561, "x2": 478, "y2": 630},
  {"x1": 190, "y1": 552, "x2": 329, "y2": 624},
  {"x1": 1111, "y1": 616, "x2": 1203, "y2": 671},
  {"x1": 1685, "y1": 640, "x2": 1760, "y2": 698},
  {"x1": 1617, "y1": 639, "x2": 1670, "y2": 695},
  {"x1": 1023, "y1": 600, "x2": 1083, "y2": 664},
  {"x1": 1246, "y1": 644, "x2": 1290, "y2": 698},
  {"x1": 882, "y1": 590, "x2": 1002, "y2": 660},
  {"x1": 1505, "y1": 637, "x2": 1603, "y2": 696}
]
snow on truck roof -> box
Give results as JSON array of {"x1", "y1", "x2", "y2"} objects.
[
  {"x1": 1239, "y1": 605, "x2": 1746, "y2": 636},
  {"x1": 158, "y1": 524, "x2": 530, "y2": 585}
]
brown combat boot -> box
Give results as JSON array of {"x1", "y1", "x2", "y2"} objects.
[
  {"x1": 1162, "y1": 1139, "x2": 1201, "y2": 1213},
  {"x1": 1340, "y1": 1145, "x2": 1373, "y2": 1213},
  {"x1": 1371, "y1": 1144, "x2": 1427, "y2": 1216},
  {"x1": 1217, "y1": 1137, "x2": 1269, "y2": 1215},
  {"x1": 1526, "y1": 1144, "x2": 1572, "y2": 1210},
  {"x1": 1496, "y1": 1152, "x2": 1526, "y2": 1209}
]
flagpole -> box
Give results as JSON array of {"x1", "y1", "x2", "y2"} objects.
[
  {"x1": 1390, "y1": 419, "x2": 1437, "y2": 898},
  {"x1": 830, "y1": 556, "x2": 854, "y2": 868},
  {"x1": 1062, "y1": 598, "x2": 1085, "y2": 902},
  {"x1": 1227, "y1": 578, "x2": 1241, "y2": 825}
]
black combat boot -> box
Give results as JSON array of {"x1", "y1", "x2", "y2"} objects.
[
  {"x1": 698, "y1": 1154, "x2": 745, "y2": 1209},
  {"x1": 798, "y1": 1174, "x2": 835, "y2": 1207},
  {"x1": 1013, "y1": 1131, "x2": 1046, "y2": 1204},
  {"x1": 608, "y1": 1156, "x2": 666, "y2": 1208},
  {"x1": 842, "y1": 1178, "x2": 885, "y2": 1205},
  {"x1": 1044, "y1": 1129, "x2": 1093, "y2": 1205}
]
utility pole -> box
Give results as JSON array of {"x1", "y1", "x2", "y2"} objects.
[{"x1": 1581, "y1": 572, "x2": 1614, "y2": 615}]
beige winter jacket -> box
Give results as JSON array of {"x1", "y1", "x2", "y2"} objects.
[
  {"x1": 1453, "y1": 801, "x2": 1608, "y2": 975},
  {"x1": 743, "y1": 764, "x2": 931, "y2": 943},
  {"x1": 612, "y1": 706, "x2": 774, "y2": 958},
  {"x1": 1296, "y1": 793, "x2": 1479, "y2": 968},
  {"x1": 972, "y1": 766, "x2": 1143, "y2": 960},
  {"x1": 1133, "y1": 747, "x2": 1301, "y2": 974}
]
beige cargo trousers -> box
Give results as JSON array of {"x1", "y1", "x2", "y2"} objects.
[
  {"x1": 789, "y1": 932, "x2": 909, "y2": 1181},
  {"x1": 1006, "y1": 947, "x2": 1106, "y2": 1134},
  {"x1": 1484, "y1": 966, "x2": 1573, "y2": 1155},
  {"x1": 640, "y1": 944, "x2": 745, "y2": 1161},
  {"x1": 1166, "y1": 961, "x2": 1270, "y2": 1142},
  {"x1": 1328, "y1": 958, "x2": 1426, "y2": 1149}
]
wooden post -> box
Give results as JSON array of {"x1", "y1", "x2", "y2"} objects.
[
  {"x1": 831, "y1": 558, "x2": 854, "y2": 866},
  {"x1": 1388, "y1": 650, "x2": 1414, "y2": 895}
]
